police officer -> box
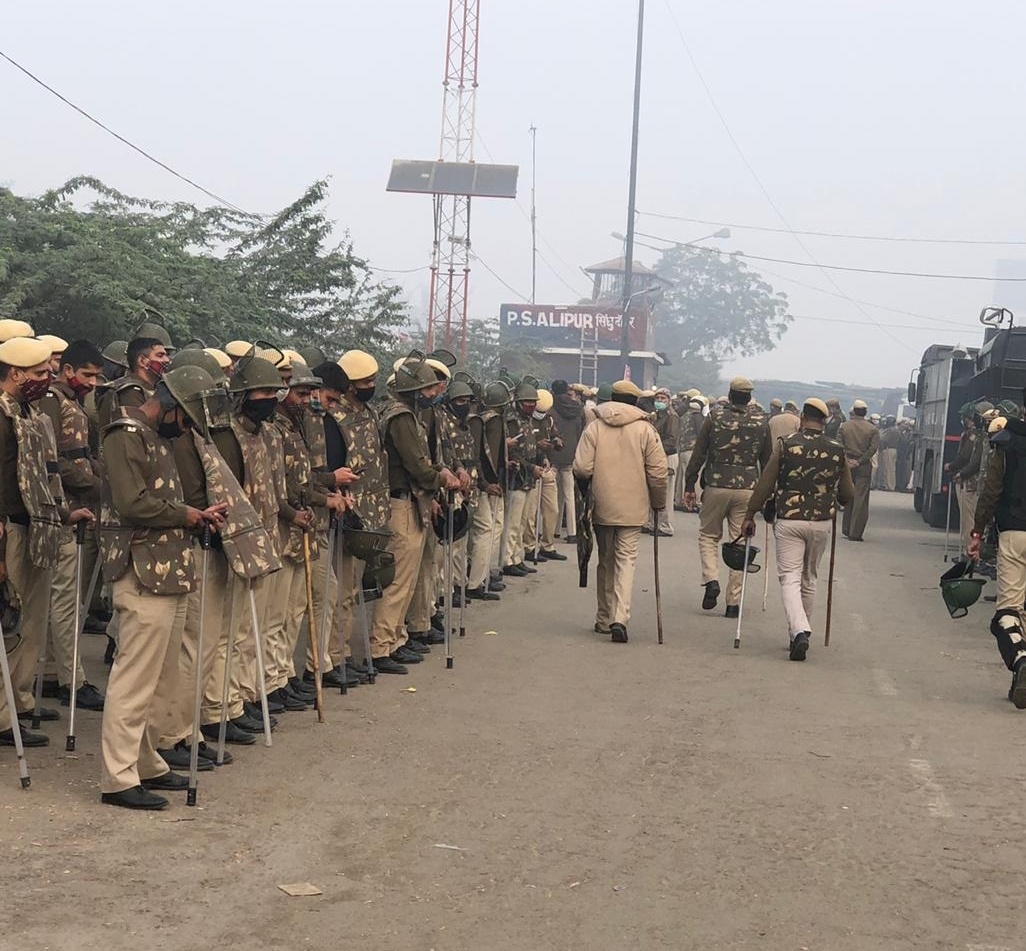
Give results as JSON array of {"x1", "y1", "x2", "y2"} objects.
[
  {"x1": 675, "y1": 396, "x2": 705, "y2": 510},
  {"x1": 371, "y1": 359, "x2": 460, "y2": 673},
  {"x1": 950, "y1": 402, "x2": 992, "y2": 553},
  {"x1": 824, "y1": 399, "x2": 846, "y2": 439},
  {"x1": 523, "y1": 388, "x2": 565, "y2": 560},
  {"x1": 838, "y1": 400, "x2": 879, "y2": 542},
  {"x1": 503, "y1": 378, "x2": 543, "y2": 576},
  {"x1": 466, "y1": 381, "x2": 510, "y2": 600},
  {"x1": 99, "y1": 365, "x2": 226, "y2": 809},
  {"x1": 741, "y1": 399, "x2": 854, "y2": 661},
  {"x1": 644, "y1": 387, "x2": 679, "y2": 537},
  {"x1": 768, "y1": 400, "x2": 801, "y2": 443},
  {"x1": 97, "y1": 323, "x2": 173, "y2": 429},
  {"x1": 683, "y1": 377, "x2": 772, "y2": 617}
]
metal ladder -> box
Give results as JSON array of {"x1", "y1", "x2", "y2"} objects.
[{"x1": 578, "y1": 323, "x2": 599, "y2": 386}]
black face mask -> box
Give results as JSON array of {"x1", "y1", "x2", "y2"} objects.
[
  {"x1": 157, "y1": 411, "x2": 183, "y2": 440},
  {"x1": 242, "y1": 397, "x2": 278, "y2": 424},
  {"x1": 354, "y1": 386, "x2": 376, "y2": 403},
  {"x1": 450, "y1": 403, "x2": 471, "y2": 421}
]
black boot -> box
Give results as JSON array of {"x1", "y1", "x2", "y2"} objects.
[{"x1": 702, "y1": 581, "x2": 720, "y2": 611}]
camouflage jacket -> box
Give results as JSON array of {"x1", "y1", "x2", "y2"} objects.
[
  {"x1": 100, "y1": 411, "x2": 195, "y2": 593},
  {"x1": 441, "y1": 407, "x2": 479, "y2": 500},
  {"x1": 684, "y1": 403, "x2": 772, "y2": 492},
  {"x1": 529, "y1": 414, "x2": 561, "y2": 466},
  {"x1": 332, "y1": 398, "x2": 390, "y2": 531},
  {"x1": 505, "y1": 408, "x2": 539, "y2": 490},
  {"x1": 0, "y1": 392, "x2": 64, "y2": 569},
  {"x1": 273, "y1": 408, "x2": 316, "y2": 562},
  {"x1": 40, "y1": 380, "x2": 102, "y2": 508},
  {"x1": 747, "y1": 430, "x2": 854, "y2": 522},
  {"x1": 678, "y1": 409, "x2": 704, "y2": 454},
  {"x1": 230, "y1": 415, "x2": 284, "y2": 556},
  {"x1": 475, "y1": 409, "x2": 505, "y2": 488},
  {"x1": 419, "y1": 404, "x2": 456, "y2": 469},
  {"x1": 96, "y1": 373, "x2": 154, "y2": 432}
]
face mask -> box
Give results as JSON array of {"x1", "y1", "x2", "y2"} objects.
[
  {"x1": 157, "y1": 411, "x2": 183, "y2": 440},
  {"x1": 451, "y1": 403, "x2": 471, "y2": 421},
  {"x1": 654, "y1": 401, "x2": 667, "y2": 412},
  {"x1": 532, "y1": 410, "x2": 546, "y2": 420},
  {"x1": 241, "y1": 397, "x2": 278, "y2": 424},
  {"x1": 145, "y1": 359, "x2": 166, "y2": 379},
  {"x1": 518, "y1": 402, "x2": 537, "y2": 417},
  {"x1": 416, "y1": 393, "x2": 435, "y2": 409},
  {"x1": 310, "y1": 398, "x2": 324, "y2": 413},
  {"x1": 69, "y1": 376, "x2": 94, "y2": 401},
  {"x1": 354, "y1": 386, "x2": 376, "y2": 403},
  {"x1": 19, "y1": 375, "x2": 51, "y2": 403}
]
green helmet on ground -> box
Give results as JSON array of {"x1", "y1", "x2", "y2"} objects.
[
  {"x1": 939, "y1": 561, "x2": 986, "y2": 619},
  {"x1": 230, "y1": 356, "x2": 283, "y2": 393}
]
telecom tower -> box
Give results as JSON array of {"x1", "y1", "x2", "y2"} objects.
[{"x1": 387, "y1": 1, "x2": 518, "y2": 361}]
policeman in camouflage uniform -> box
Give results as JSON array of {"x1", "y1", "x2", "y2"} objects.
[
  {"x1": 466, "y1": 381, "x2": 510, "y2": 600},
  {"x1": 742, "y1": 399, "x2": 854, "y2": 661},
  {"x1": 442, "y1": 374, "x2": 484, "y2": 595},
  {"x1": 684, "y1": 377, "x2": 772, "y2": 617},
  {"x1": 0, "y1": 337, "x2": 93, "y2": 749},
  {"x1": 99, "y1": 365, "x2": 227, "y2": 809},
  {"x1": 503, "y1": 377, "x2": 544, "y2": 577},
  {"x1": 39, "y1": 339, "x2": 107, "y2": 711},
  {"x1": 522, "y1": 388, "x2": 566, "y2": 560},
  {"x1": 644, "y1": 387, "x2": 679, "y2": 536},
  {"x1": 838, "y1": 400, "x2": 879, "y2": 542},
  {"x1": 96, "y1": 323, "x2": 173, "y2": 430},
  {"x1": 949, "y1": 402, "x2": 991, "y2": 553},
  {"x1": 675, "y1": 396, "x2": 705, "y2": 509},
  {"x1": 372, "y1": 359, "x2": 460, "y2": 674}
]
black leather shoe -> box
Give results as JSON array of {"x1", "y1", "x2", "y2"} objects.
[
  {"x1": 283, "y1": 682, "x2": 318, "y2": 705},
  {"x1": 235, "y1": 713, "x2": 276, "y2": 733},
  {"x1": 59, "y1": 682, "x2": 105, "y2": 711},
  {"x1": 565, "y1": 534, "x2": 577, "y2": 543},
  {"x1": 158, "y1": 741, "x2": 214, "y2": 771},
  {"x1": 392, "y1": 647, "x2": 423, "y2": 664},
  {"x1": 403, "y1": 638, "x2": 431, "y2": 654},
  {"x1": 1009, "y1": 661, "x2": 1026, "y2": 709},
  {"x1": 489, "y1": 569, "x2": 503, "y2": 583},
  {"x1": 19, "y1": 707, "x2": 59, "y2": 722},
  {"x1": 515, "y1": 562, "x2": 538, "y2": 574},
  {"x1": 430, "y1": 613, "x2": 445, "y2": 633},
  {"x1": 101, "y1": 785, "x2": 168, "y2": 810},
  {"x1": 289, "y1": 676, "x2": 318, "y2": 697},
  {"x1": 193, "y1": 741, "x2": 233, "y2": 765},
  {"x1": 610, "y1": 623, "x2": 629, "y2": 644},
  {"x1": 83, "y1": 616, "x2": 108, "y2": 634},
  {"x1": 410, "y1": 629, "x2": 445, "y2": 645},
  {"x1": 503, "y1": 565, "x2": 529, "y2": 577},
  {"x1": 525, "y1": 551, "x2": 540, "y2": 564},
  {"x1": 789, "y1": 631, "x2": 810, "y2": 662},
  {"x1": 245, "y1": 699, "x2": 282, "y2": 720},
  {"x1": 0, "y1": 727, "x2": 49, "y2": 747},
  {"x1": 539, "y1": 549, "x2": 568, "y2": 561},
  {"x1": 373, "y1": 656, "x2": 408, "y2": 675},
  {"x1": 724, "y1": 605, "x2": 740, "y2": 619},
  {"x1": 311, "y1": 667, "x2": 346, "y2": 689},
  {"x1": 345, "y1": 658, "x2": 373, "y2": 676},
  {"x1": 488, "y1": 579, "x2": 506, "y2": 592},
  {"x1": 466, "y1": 585, "x2": 500, "y2": 601},
  {"x1": 200, "y1": 721, "x2": 256, "y2": 745},
  {"x1": 270, "y1": 687, "x2": 311, "y2": 712},
  {"x1": 141, "y1": 771, "x2": 190, "y2": 791},
  {"x1": 702, "y1": 581, "x2": 720, "y2": 611}
]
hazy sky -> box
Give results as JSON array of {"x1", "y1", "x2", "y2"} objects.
[{"x1": 6, "y1": 1, "x2": 1026, "y2": 388}]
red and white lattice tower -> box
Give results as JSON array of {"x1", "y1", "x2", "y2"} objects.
[{"x1": 427, "y1": 0, "x2": 480, "y2": 359}]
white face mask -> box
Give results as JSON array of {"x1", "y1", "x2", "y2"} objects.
[{"x1": 532, "y1": 410, "x2": 546, "y2": 420}]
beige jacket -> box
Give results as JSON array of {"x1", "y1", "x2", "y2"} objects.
[{"x1": 573, "y1": 402, "x2": 668, "y2": 526}]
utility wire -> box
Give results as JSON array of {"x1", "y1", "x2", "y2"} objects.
[
  {"x1": 638, "y1": 210, "x2": 1026, "y2": 247},
  {"x1": 791, "y1": 314, "x2": 975, "y2": 333},
  {"x1": 471, "y1": 252, "x2": 531, "y2": 303},
  {"x1": 367, "y1": 264, "x2": 432, "y2": 274},
  {"x1": 660, "y1": 1, "x2": 916, "y2": 353},
  {"x1": 1, "y1": 48, "x2": 251, "y2": 214}
]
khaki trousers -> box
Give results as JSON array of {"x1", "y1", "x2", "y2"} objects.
[
  {"x1": 371, "y1": 500, "x2": 425, "y2": 657},
  {"x1": 0, "y1": 525, "x2": 54, "y2": 729},
  {"x1": 48, "y1": 525, "x2": 96, "y2": 687},
  {"x1": 644, "y1": 454, "x2": 676, "y2": 535},
  {"x1": 263, "y1": 560, "x2": 297, "y2": 692},
  {"x1": 556, "y1": 466, "x2": 576, "y2": 538},
  {"x1": 879, "y1": 447, "x2": 897, "y2": 492},
  {"x1": 957, "y1": 482, "x2": 978, "y2": 552},
  {"x1": 675, "y1": 451, "x2": 692, "y2": 504},
  {"x1": 521, "y1": 484, "x2": 542, "y2": 554},
  {"x1": 842, "y1": 463, "x2": 872, "y2": 540},
  {"x1": 100, "y1": 573, "x2": 187, "y2": 792},
  {"x1": 337, "y1": 549, "x2": 366, "y2": 665},
  {"x1": 504, "y1": 488, "x2": 530, "y2": 566},
  {"x1": 540, "y1": 468, "x2": 558, "y2": 549},
  {"x1": 408, "y1": 529, "x2": 440, "y2": 632},
  {"x1": 698, "y1": 486, "x2": 751, "y2": 606},
  {"x1": 996, "y1": 530, "x2": 1026, "y2": 615},
  {"x1": 304, "y1": 536, "x2": 340, "y2": 672},
  {"x1": 159, "y1": 549, "x2": 230, "y2": 747},
  {"x1": 468, "y1": 494, "x2": 503, "y2": 589},
  {"x1": 230, "y1": 573, "x2": 271, "y2": 706},
  {"x1": 773, "y1": 519, "x2": 831, "y2": 638},
  {"x1": 204, "y1": 570, "x2": 246, "y2": 724},
  {"x1": 594, "y1": 525, "x2": 642, "y2": 628}
]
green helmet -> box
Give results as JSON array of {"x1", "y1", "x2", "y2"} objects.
[
  {"x1": 939, "y1": 561, "x2": 986, "y2": 618},
  {"x1": 180, "y1": 337, "x2": 207, "y2": 351},
  {"x1": 169, "y1": 348, "x2": 226, "y2": 386},
  {"x1": 362, "y1": 549, "x2": 396, "y2": 599},
  {"x1": 102, "y1": 339, "x2": 129, "y2": 371},
  {"x1": 722, "y1": 537, "x2": 761, "y2": 573},
  {"x1": 160, "y1": 366, "x2": 217, "y2": 431},
  {"x1": 514, "y1": 375, "x2": 540, "y2": 402},
  {"x1": 298, "y1": 346, "x2": 327, "y2": 367},
  {"x1": 394, "y1": 359, "x2": 438, "y2": 393},
  {"x1": 447, "y1": 380, "x2": 476, "y2": 401},
  {"x1": 596, "y1": 382, "x2": 613, "y2": 403},
  {"x1": 343, "y1": 526, "x2": 393, "y2": 561},
  {"x1": 481, "y1": 381, "x2": 512, "y2": 409},
  {"x1": 426, "y1": 348, "x2": 458, "y2": 369},
  {"x1": 287, "y1": 361, "x2": 322, "y2": 389},
  {"x1": 230, "y1": 356, "x2": 283, "y2": 393},
  {"x1": 999, "y1": 400, "x2": 1020, "y2": 418},
  {"x1": 451, "y1": 370, "x2": 480, "y2": 400},
  {"x1": 132, "y1": 320, "x2": 174, "y2": 348}
]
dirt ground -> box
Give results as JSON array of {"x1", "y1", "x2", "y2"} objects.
[{"x1": 2, "y1": 491, "x2": 1023, "y2": 951}]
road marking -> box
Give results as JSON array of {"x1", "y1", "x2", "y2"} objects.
[
  {"x1": 908, "y1": 759, "x2": 953, "y2": 818},
  {"x1": 873, "y1": 668, "x2": 898, "y2": 696}
]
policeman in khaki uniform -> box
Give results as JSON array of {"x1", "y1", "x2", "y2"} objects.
[
  {"x1": 684, "y1": 377, "x2": 772, "y2": 618},
  {"x1": 522, "y1": 388, "x2": 565, "y2": 560},
  {"x1": 99, "y1": 365, "x2": 227, "y2": 810},
  {"x1": 838, "y1": 399, "x2": 879, "y2": 542},
  {"x1": 466, "y1": 381, "x2": 510, "y2": 600},
  {"x1": 644, "y1": 387, "x2": 679, "y2": 536},
  {"x1": 742, "y1": 399, "x2": 854, "y2": 661},
  {"x1": 675, "y1": 396, "x2": 705, "y2": 508},
  {"x1": 0, "y1": 337, "x2": 94, "y2": 748},
  {"x1": 39, "y1": 339, "x2": 107, "y2": 711},
  {"x1": 96, "y1": 323, "x2": 173, "y2": 430},
  {"x1": 372, "y1": 359, "x2": 460, "y2": 674}
]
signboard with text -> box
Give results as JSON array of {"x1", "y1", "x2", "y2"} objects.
[{"x1": 499, "y1": 304, "x2": 647, "y2": 351}]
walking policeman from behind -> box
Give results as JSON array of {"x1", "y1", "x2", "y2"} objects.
[
  {"x1": 741, "y1": 399, "x2": 854, "y2": 661},
  {"x1": 968, "y1": 403, "x2": 1026, "y2": 708},
  {"x1": 838, "y1": 400, "x2": 879, "y2": 542},
  {"x1": 683, "y1": 377, "x2": 772, "y2": 618}
]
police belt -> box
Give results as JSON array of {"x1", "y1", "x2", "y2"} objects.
[
  {"x1": 6, "y1": 513, "x2": 30, "y2": 527},
  {"x1": 60, "y1": 447, "x2": 91, "y2": 460}
]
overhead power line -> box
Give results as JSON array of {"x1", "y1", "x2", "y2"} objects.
[
  {"x1": 638, "y1": 210, "x2": 1026, "y2": 247},
  {"x1": 471, "y1": 252, "x2": 531, "y2": 303},
  {"x1": 1, "y1": 48, "x2": 251, "y2": 214},
  {"x1": 791, "y1": 314, "x2": 975, "y2": 333}
]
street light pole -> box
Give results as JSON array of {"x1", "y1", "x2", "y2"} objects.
[{"x1": 620, "y1": 0, "x2": 645, "y2": 370}]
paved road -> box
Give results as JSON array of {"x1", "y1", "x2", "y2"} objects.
[{"x1": 2, "y1": 491, "x2": 1023, "y2": 951}]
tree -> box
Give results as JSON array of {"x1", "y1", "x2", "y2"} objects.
[
  {"x1": 650, "y1": 244, "x2": 792, "y2": 392},
  {"x1": 0, "y1": 177, "x2": 409, "y2": 360}
]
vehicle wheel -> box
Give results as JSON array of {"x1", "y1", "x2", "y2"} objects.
[
  {"x1": 913, "y1": 487, "x2": 924, "y2": 513},
  {"x1": 921, "y1": 460, "x2": 933, "y2": 523}
]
